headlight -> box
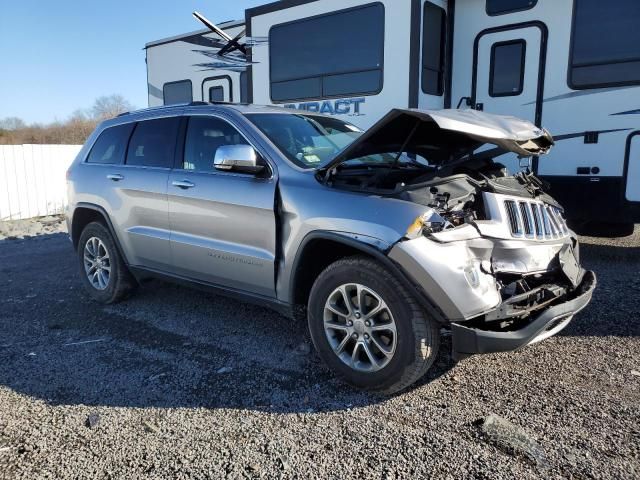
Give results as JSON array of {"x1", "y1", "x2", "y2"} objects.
[{"x1": 405, "y1": 212, "x2": 445, "y2": 239}]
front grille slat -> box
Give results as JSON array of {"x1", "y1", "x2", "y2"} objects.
[
  {"x1": 503, "y1": 198, "x2": 569, "y2": 240},
  {"x1": 504, "y1": 200, "x2": 522, "y2": 236}
]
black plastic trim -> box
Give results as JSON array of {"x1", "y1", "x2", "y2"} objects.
[
  {"x1": 289, "y1": 231, "x2": 445, "y2": 323},
  {"x1": 452, "y1": 270, "x2": 596, "y2": 357},
  {"x1": 72, "y1": 203, "x2": 130, "y2": 265},
  {"x1": 129, "y1": 265, "x2": 293, "y2": 318}
]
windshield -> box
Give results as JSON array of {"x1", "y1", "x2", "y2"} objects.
[{"x1": 246, "y1": 113, "x2": 362, "y2": 168}]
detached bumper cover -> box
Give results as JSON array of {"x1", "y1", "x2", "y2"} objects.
[{"x1": 451, "y1": 270, "x2": 596, "y2": 356}]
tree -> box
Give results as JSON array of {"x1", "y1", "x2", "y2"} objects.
[
  {"x1": 0, "y1": 117, "x2": 26, "y2": 130},
  {"x1": 91, "y1": 94, "x2": 135, "y2": 120}
]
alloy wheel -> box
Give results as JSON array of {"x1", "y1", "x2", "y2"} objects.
[
  {"x1": 323, "y1": 283, "x2": 397, "y2": 372},
  {"x1": 83, "y1": 237, "x2": 111, "y2": 290}
]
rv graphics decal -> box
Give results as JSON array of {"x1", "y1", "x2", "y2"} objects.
[{"x1": 283, "y1": 98, "x2": 366, "y2": 116}]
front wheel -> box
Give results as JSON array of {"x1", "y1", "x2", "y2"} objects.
[{"x1": 308, "y1": 256, "x2": 440, "y2": 394}]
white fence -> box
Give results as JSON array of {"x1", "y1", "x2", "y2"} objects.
[{"x1": 0, "y1": 144, "x2": 82, "y2": 221}]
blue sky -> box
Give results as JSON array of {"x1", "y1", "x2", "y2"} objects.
[{"x1": 0, "y1": 0, "x2": 264, "y2": 124}]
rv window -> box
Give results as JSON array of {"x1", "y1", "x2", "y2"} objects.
[
  {"x1": 163, "y1": 80, "x2": 192, "y2": 105},
  {"x1": 86, "y1": 123, "x2": 134, "y2": 164},
  {"x1": 269, "y1": 3, "x2": 384, "y2": 102},
  {"x1": 489, "y1": 40, "x2": 526, "y2": 97},
  {"x1": 209, "y1": 86, "x2": 225, "y2": 102},
  {"x1": 569, "y1": 0, "x2": 640, "y2": 89},
  {"x1": 126, "y1": 117, "x2": 180, "y2": 168},
  {"x1": 240, "y1": 71, "x2": 248, "y2": 103},
  {"x1": 422, "y1": 2, "x2": 446, "y2": 96},
  {"x1": 183, "y1": 116, "x2": 249, "y2": 171},
  {"x1": 486, "y1": 0, "x2": 537, "y2": 16}
]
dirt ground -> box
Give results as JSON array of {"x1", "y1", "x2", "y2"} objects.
[{"x1": 0, "y1": 216, "x2": 638, "y2": 479}]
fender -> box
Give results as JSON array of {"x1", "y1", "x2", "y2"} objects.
[
  {"x1": 72, "y1": 202, "x2": 131, "y2": 265},
  {"x1": 289, "y1": 231, "x2": 446, "y2": 323}
]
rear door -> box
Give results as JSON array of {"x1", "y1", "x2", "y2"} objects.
[
  {"x1": 106, "y1": 116, "x2": 179, "y2": 271},
  {"x1": 473, "y1": 25, "x2": 545, "y2": 173},
  {"x1": 167, "y1": 114, "x2": 277, "y2": 297},
  {"x1": 202, "y1": 76, "x2": 233, "y2": 103}
]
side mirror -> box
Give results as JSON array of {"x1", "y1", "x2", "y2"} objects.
[{"x1": 214, "y1": 145, "x2": 265, "y2": 174}]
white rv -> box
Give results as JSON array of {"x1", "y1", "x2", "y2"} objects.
[{"x1": 145, "y1": 0, "x2": 640, "y2": 229}]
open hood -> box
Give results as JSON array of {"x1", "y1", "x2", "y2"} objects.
[{"x1": 318, "y1": 108, "x2": 554, "y2": 173}]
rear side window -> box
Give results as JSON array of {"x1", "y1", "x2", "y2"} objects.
[
  {"x1": 86, "y1": 123, "x2": 134, "y2": 164},
  {"x1": 489, "y1": 40, "x2": 526, "y2": 96},
  {"x1": 163, "y1": 80, "x2": 192, "y2": 105},
  {"x1": 126, "y1": 117, "x2": 180, "y2": 168},
  {"x1": 422, "y1": 2, "x2": 447, "y2": 96},
  {"x1": 183, "y1": 116, "x2": 249, "y2": 171}
]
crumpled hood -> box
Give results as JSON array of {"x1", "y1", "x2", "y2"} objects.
[{"x1": 319, "y1": 108, "x2": 554, "y2": 172}]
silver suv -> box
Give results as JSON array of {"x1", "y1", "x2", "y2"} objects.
[{"x1": 66, "y1": 104, "x2": 596, "y2": 393}]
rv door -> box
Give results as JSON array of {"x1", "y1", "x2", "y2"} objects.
[
  {"x1": 472, "y1": 25, "x2": 546, "y2": 173},
  {"x1": 202, "y1": 76, "x2": 233, "y2": 103}
]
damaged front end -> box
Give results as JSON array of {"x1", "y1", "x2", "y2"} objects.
[
  {"x1": 388, "y1": 184, "x2": 596, "y2": 358},
  {"x1": 320, "y1": 108, "x2": 596, "y2": 357}
]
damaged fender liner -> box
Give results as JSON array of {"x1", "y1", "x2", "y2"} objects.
[{"x1": 451, "y1": 271, "x2": 596, "y2": 358}]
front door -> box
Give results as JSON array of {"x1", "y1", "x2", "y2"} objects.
[
  {"x1": 473, "y1": 25, "x2": 545, "y2": 173},
  {"x1": 202, "y1": 76, "x2": 233, "y2": 103},
  {"x1": 167, "y1": 114, "x2": 277, "y2": 297}
]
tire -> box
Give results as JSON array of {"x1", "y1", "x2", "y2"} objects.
[
  {"x1": 308, "y1": 255, "x2": 440, "y2": 394},
  {"x1": 77, "y1": 221, "x2": 137, "y2": 304}
]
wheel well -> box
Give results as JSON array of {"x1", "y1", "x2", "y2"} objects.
[
  {"x1": 291, "y1": 238, "x2": 375, "y2": 309},
  {"x1": 71, "y1": 207, "x2": 107, "y2": 249}
]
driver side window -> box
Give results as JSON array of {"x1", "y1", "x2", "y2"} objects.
[{"x1": 183, "y1": 116, "x2": 249, "y2": 171}]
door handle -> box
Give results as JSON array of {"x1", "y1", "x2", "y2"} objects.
[
  {"x1": 172, "y1": 180, "x2": 195, "y2": 189},
  {"x1": 107, "y1": 173, "x2": 124, "y2": 181}
]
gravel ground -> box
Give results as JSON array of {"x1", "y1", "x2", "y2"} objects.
[{"x1": 0, "y1": 217, "x2": 638, "y2": 479}]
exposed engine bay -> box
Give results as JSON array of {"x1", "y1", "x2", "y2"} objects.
[{"x1": 328, "y1": 156, "x2": 557, "y2": 233}]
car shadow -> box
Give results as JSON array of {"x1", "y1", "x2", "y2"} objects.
[{"x1": 0, "y1": 233, "x2": 455, "y2": 412}]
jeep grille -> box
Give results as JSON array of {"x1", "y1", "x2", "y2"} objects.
[{"x1": 503, "y1": 200, "x2": 568, "y2": 239}]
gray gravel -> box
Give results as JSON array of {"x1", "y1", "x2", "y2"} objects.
[{"x1": 0, "y1": 218, "x2": 638, "y2": 479}]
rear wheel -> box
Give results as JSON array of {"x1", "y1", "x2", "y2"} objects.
[
  {"x1": 77, "y1": 222, "x2": 136, "y2": 304},
  {"x1": 308, "y1": 256, "x2": 439, "y2": 394}
]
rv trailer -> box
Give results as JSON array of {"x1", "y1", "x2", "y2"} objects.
[{"x1": 145, "y1": 0, "x2": 640, "y2": 228}]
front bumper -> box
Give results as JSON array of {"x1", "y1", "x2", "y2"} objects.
[{"x1": 451, "y1": 270, "x2": 596, "y2": 358}]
